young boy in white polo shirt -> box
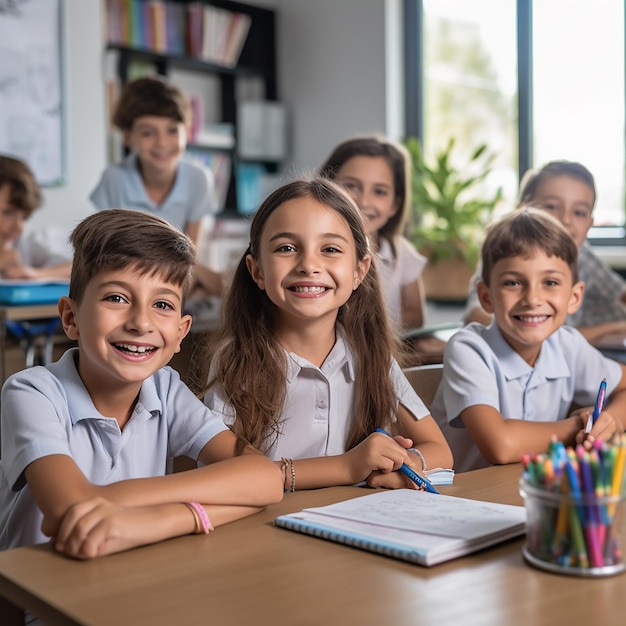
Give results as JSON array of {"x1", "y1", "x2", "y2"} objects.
[
  {"x1": 90, "y1": 76, "x2": 223, "y2": 297},
  {"x1": 0, "y1": 209, "x2": 282, "y2": 559},
  {"x1": 432, "y1": 208, "x2": 626, "y2": 472}
]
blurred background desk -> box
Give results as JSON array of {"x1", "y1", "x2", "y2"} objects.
[{"x1": 0, "y1": 303, "x2": 66, "y2": 383}]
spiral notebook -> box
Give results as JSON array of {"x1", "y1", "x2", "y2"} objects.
[{"x1": 275, "y1": 489, "x2": 526, "y2": 567}]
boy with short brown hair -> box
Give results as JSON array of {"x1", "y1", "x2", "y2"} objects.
[
  {"x1": 0, "y1": 209, "x2": 283, "y2": 559},
  {"x1": 432, "y1": 208, "x2": 626, "y2": 472}
]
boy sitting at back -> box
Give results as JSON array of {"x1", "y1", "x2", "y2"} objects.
[
  {"x1": 90, "y1": 76, "x2": 222, "y2": 296},
  {"x1": 432, "y1": 208, "x2": 626, "y2": 472},
  {"x1": 0, "y1": 209, "x2": 282, "y2": 559}
]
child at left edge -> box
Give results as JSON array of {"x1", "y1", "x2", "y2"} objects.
[
  {"x1": 431, "y1": 207, "x2": 626, "y2": 473},
  {"x1": 0, "y1": 154, "x2": 71, "y2": 279},
  {"x1": 0, "y1": 209, "x2": 283, "y2": 559},
  {"x1": 203, "y1": 177, "x2": 452, "y2": 490}
]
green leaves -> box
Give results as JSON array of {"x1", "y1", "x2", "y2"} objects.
[{"x1": 403, "y1": 137, "x2": 502, "y2": 269}]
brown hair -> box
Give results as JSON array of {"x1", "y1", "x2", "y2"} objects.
[
  {"x1": 518, "y1": 160, "x2": 596, "y2": 209},
  {"x1": 318, "y1": 135, "x2": 411, "y2": 257},
  {"x1": 0, "y1": 155, "x2": 42, "y2": 217},
  {"x1": 201, "y1": 177, "x2": 402, "y2": 454},
  {"x1": 481, "y1": 207, "x2": 579, "y2": 286},
  {"x1": 112, "y1": 76, "x2": 191, "y2": 131},
  {"x1": 68, "y1": 209, "x2": 196, "y2": 304}
]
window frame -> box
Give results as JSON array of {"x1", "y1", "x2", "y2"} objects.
[{"x1": 403, "y1": 0, "x2": 625, "y2": 247}]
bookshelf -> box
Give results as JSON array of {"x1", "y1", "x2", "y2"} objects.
[{"x1": 103, "y1": 0, "x2": 280, "y2": 215}]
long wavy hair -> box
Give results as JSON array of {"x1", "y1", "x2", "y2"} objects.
[{"x1": 201, "y1": 177, "x2": 403, "y2": 453}]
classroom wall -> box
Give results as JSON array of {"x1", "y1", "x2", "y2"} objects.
[
  {"x1": 31, "y1": 0, "x2": 392, "y2": 250},
  {"x1": 276, "y1": 0, "x2": 390, "y2": 174},
  {"x1": 29, "y1": 0, "x2": 107, "y2": 249}
]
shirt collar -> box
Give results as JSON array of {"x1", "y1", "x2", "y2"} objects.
[
  {"x1": 123, "y1": 152, "x2": 187, "y2": 208},
  {"x1": 284, "y1": 327, "x2": 355, "y2": 382},
  {"x1": 50, "y1": 348, "x2": 163, "y2": 424},
  {"x1": 484, "y1": 322, "x2": 571, "y2": 384}
]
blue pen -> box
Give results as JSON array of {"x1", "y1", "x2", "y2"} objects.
[
  {"x1": 375, "y1": 428, "x2": 439, "y2": 494},
  {"x1": 586, "y1": 378, "x2": 607, "y2": 434}
]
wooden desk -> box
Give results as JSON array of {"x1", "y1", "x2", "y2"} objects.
[
  {"x1": 0, "y1": 303, "x2": 60, "y2": 382},
  {"x1": 0, "y1": 463, "x2": 624, "y2": 626}
]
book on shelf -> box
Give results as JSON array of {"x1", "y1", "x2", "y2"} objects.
[
  {"x1": 275, "y1": 489, "x2": 526, "y2": 567},
  {"x1": 187, "y1": 150, "x2": 232, "y2": 212},
  {"x1": 105, "y1": 1, "x2": 252, "y2": 68},
  {"x1": 197, "y1": 4, "x2": 252, "y2": 67}
]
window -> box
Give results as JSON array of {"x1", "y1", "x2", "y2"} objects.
[{"x1": 407, "y1": 0, "x2": 626, "y2": 233}]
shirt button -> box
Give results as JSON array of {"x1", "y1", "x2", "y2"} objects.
[{"x1": 319, "y1": 400, "x2": 327, "y2": 409}]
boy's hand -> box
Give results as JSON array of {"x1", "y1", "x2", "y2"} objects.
[
  {"x1": 575, "y1": 408, "x2": 622, "y2": 449},
  {"x1": 0, "y1": 249, "x2": 22, "y2": 276},
  {"x1": 342, "y1": 431, "x2": 415, "y2": 486},
  {"x1": 3, "y1": 263, "x2": 36, "y2": 279},
  {"x1": 53, "y1": 497, "x2": 174, "y2": 559}
]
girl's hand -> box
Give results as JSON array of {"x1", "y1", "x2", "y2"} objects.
[
  {"x1": 366, "y1": 467, "x2": 426, "y2": 490},
  {"x1": 575, "y1": 409, "x2": 621, "y2": 449},
  {"x1": 53, "y1": 497, "x2": 182, "y2": 559},
  {"x1": 342, "y1": 431, "x2": 414, "y2": 485}
]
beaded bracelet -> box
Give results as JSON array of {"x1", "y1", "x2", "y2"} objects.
[
  {"x1": 288, "y1": 458, "x2": 296, "y2": 492},
  {"x1": 408, "y1": 447, "x2": 427, "y2": 472},
  {"x1": 280, "y1": 457, "x2": 296, "y2": 492},
  {"x1": 186, "y1": 502, "x2": 213, "y2": 534}
]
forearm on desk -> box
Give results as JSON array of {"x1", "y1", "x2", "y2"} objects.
[
  {"x1": 577, "y1": 320, "x2": 626, "y2": 344},
  {"x1": 100, "y1": 454, "x2": 284, "y2": 507},
  {"x1": 30, "y1": 453, "x2": 283, "y2": 537},
  {"x1": 462, "y1": 405, "x2": 585, "y2": 465},
  {"x1": 274, "y1": 456, "x2": 356, "y2": 491}
]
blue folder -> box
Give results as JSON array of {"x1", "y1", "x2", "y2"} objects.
[{"x1": 0, "y1": 281, "x2": 69, "y2": 305}]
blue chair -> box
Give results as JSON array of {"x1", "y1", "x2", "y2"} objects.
[{"x1": 4, "y1": 318, "x2": 62, "y2": 367}]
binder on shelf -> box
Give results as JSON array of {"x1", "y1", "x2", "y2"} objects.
[
  {"x1": 236, "y1": 163, "x2": 266, "y2": 215},
  {"x1": 192, "y1": 123, "x2": 235, "y2": 150},
  {"x1": 237, "y1": 101, "x2": 286, "y2": 161}
]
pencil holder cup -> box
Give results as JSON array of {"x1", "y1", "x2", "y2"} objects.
[{"x1": 520, "y1": 477, "x2": 626, "y2": 577}]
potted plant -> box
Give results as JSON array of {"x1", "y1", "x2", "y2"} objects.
[{"x1": 403, "y1": 137, "x2": 503, "y2": 301}]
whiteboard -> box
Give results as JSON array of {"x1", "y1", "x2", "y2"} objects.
[{"x1": 0, "y1": 0, "x2": 65, "y2": 186}]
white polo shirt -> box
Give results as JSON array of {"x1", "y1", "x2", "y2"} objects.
[
  {"x1": 0, "y1": 348, "x2": 228, "y2": 550},
  {"x1": 431, "y1": 322, "x2": 623, "y2": 472},
  {"x1": 206, "y1": 330, "x2": 429, "y2": 460},
  {"x1": 89, "y1": 152, "x2": 216, "y2": 232},
  {"x1": 377, "y1": 236, "x2": 427, "y2": 326}
]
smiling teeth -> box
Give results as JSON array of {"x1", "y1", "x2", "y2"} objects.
[
  {"x1": 117, "y1": 343, "x2": 154, "y2": 353},
  {"x1": 291, "y1": 286, "x2": 326, "y2": 293},
  {"x1": 517, "y1": 315, "x2": 548, "y2": 323}
]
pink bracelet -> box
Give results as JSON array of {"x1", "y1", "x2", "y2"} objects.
[{"x1": 186, "y1": 502, "x2": 213, "y2": 534}]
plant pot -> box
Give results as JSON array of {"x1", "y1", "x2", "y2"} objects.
[{"x1": 422, "y1": 258, "x2": 474, "y2": 303}]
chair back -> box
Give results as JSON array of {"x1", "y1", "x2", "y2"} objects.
[{"x1": 402, "y1": 363, "x2": 444, "y2": 411}]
